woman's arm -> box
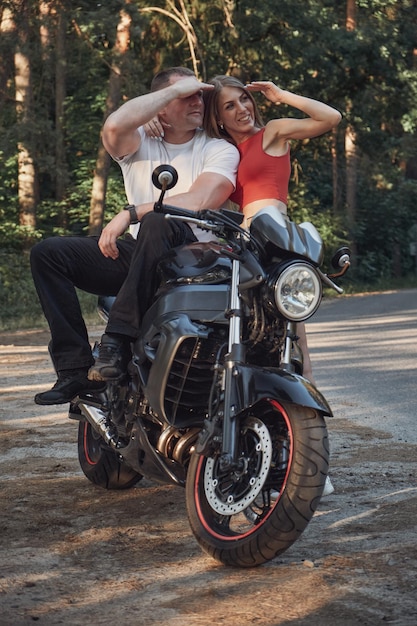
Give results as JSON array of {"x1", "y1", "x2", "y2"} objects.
[{"x1": 247, "y1": 81, "x2": 341, "y2": 142}]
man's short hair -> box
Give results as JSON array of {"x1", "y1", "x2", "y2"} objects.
[{"x1": 151, "y1": 67, "x2": 195, "y2": 92}]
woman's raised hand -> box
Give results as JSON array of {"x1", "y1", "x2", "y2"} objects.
[{"x1": 246, "y1": 81, "x2": 286, "y2": 105}]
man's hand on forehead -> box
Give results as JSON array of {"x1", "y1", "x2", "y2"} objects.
[{"x1": 172, "y1": 76, "x2": 214, "y2": 99}]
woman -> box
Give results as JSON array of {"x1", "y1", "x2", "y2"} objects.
[
  {"x1": 204, "y1": 77, "x2": 341, "y2": 497},
  {"x1": 203, "y1": 75, "x2": 341, "y2": 384}
]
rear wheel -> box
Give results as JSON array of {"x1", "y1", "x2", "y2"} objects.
[
  {"x1": 77, "y1": 421, "x2": 143, "y2": 490},
  {"x1": 186, "y1": 400, "x2": 329, "y2": 567}
]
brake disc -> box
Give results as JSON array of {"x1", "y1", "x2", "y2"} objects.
[{"x1": 203, "y1": 417, "x2": 272, "y2": 515}]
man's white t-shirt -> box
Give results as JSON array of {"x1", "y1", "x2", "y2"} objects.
[{"x1": 117, "y1": 127, "x2": 239, "y2": 241}]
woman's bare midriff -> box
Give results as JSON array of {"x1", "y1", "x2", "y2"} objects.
[{"x1": 242, "y1": 199, "x2": 287, "y2": 228}]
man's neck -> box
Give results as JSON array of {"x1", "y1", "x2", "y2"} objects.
[{"x1": 163, "y1": 128, "x2": 197, "y2": 144}]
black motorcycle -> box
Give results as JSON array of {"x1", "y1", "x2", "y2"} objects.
[{"x1": 70, "y1": 165, "x2": 350, "y2": 568}]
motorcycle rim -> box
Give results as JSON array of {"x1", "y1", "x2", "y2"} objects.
[{"x1": 186, "y1": 399, "x2": 329, "y2": 567}]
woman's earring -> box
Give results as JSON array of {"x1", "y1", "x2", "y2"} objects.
[{"x1": 219, "y1": 122, "x2": 224, "y2": 130}]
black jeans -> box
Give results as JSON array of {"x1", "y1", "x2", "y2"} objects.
[{"x1": 30, "y1": 212, "x2": 196, "y2": 373}]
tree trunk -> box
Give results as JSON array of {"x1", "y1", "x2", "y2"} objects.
[
  {"x1": 14, "y1": 1, "x2": 38, "y2": 230},
  {"x1": 345, "y1": 0, "x2": 358, "y2": 261},
  {"x1": 345, "y1": 120, "x2": 357, "y2": 233},
  {"x1": 88, "y1": 7, "x2": 132, "y2": 236},
  {"x1": 0, "y1": 7, "x2": 15, "y2": 101},
  {"x1": 40, "y1": 1, "x2": 68, "y2": 212},
  {"x1": 346, "y1": 0, "x2": 356, "y2": 31},
  {"x1": 55, "y1": 3, "x2": 68, "y2": 204},
  {"x1": 331, "y1": 128, "x2": 340, "y2": 214}
]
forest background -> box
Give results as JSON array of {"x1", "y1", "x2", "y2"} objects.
[{"x1": 0, "y1": 0, "x2": 416, "y2": 330}]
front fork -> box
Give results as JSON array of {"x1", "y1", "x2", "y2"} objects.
[
  {"x1": 281, "y1": 321, "x2": 303, "y2": 374},
  {"x1": 218, "y1": 278, "x2": 302, "y2": 471},
  {"x1": 218, "y1": 259, "x2": 246, "y2": 472},
  {"x1": 202, "y1": 258, "x2": 304, "y2": 472}
]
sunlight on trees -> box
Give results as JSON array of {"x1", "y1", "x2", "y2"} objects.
[{"x1": 0, "y1": 0, "x2": 416, "y2": 285}]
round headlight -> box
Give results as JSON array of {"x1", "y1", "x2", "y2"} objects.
[{"x1": 273, "y1": 263, "x2": 321, "y2": 321}]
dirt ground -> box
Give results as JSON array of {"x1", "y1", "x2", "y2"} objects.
[{"x1": 0, "y1": 326, "x2": 416, "y2": 626}]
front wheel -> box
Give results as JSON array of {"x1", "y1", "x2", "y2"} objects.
[
  {"x1": 77, "y1": 421, "x2": 143, "y2": 490},
  {"x1": 186, "y1": 400, "x2": 329, "y2": 567}
]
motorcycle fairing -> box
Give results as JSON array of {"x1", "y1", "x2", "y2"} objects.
[
  {"x1": 135, "y1": 310, "x2": 220, "y2": 428},
  {"x1": 250, "y1": 206, "x2": 324, "y2": 265},
  {"x1": 143, "y1": 284, "x2": 230, "y2": 329},
  {"x1": 119, "y1": 420, "x2": 187, "y2": 487},
  {"x1": 230, "y1": 363, "x2": 332, "y2": 417}
]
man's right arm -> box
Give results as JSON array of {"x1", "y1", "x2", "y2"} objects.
[
  {"x1": 102, "y1": 90, "x2": 172, "y2": 159},
  {"x1": 102, "y1": 76, "x2": 211, "y2": 159}
]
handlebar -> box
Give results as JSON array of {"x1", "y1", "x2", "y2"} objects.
[
  {"x1": 154, "y1": 201, "x2": 204, "y2": 221},
  {"x1": 153, "y1": 200, "x2": 248, "y2": 239}
]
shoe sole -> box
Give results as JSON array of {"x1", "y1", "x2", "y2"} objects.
[
  {"x1": 88, "y1": 368, "x2": 125, "y2": 382},
  {"x1": 34, "y1": 383, "x2": 107, "y2": 406},
  {"x1": 34, "y1": 395, "x2": 73, "y2": 406}
]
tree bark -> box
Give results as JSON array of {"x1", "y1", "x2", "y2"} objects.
[
  {"x1": 14, "y1": 1, "x2": 38, "y2": 230},
  {"x1": 88, "y1": 7, "x2": 132, "y2": 236},
  {"x1": 331, "y1": 128, "x2": 340, "y2": 214},
  {"x1": 55, "y1": 3, "x2": 68, "y2": 203},
  {"x1": 0, "y1": 7, "x2": 15, "y2": 101},
  {"x1": 345, "y1": 0, "x2": 358, "y2": 261},
  {"x1": 39, "y1": 1, "x2": 68, "y2": 207}
]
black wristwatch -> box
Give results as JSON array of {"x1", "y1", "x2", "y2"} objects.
[{"x1": 124, "y1": 204, "x2": 139, "y2": 225}]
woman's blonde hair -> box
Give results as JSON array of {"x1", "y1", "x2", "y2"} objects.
[{"x1": 203, "y1": 75, "x2": 264, "y2": 142}]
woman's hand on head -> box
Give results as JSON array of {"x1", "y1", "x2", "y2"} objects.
[{"x1": 143, "y1": 116, "x2": 166, "y2": 141}]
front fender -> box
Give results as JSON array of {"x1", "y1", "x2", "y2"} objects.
[{"x1": 232, "y1": 364, "x2": 332, "y2": 417}]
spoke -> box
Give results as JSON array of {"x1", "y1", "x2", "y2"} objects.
[{"x1": 217, "y1": 514, "x2": 232, "y2": 530}]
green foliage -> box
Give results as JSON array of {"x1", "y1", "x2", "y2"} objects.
[
  {"x1": 0, "y1": 250, "x2": 99, "y2": 331},
  {"x1": 0, "y1": 251, "x2": 44, "y2": 330},
  {"x1": 354, "y1": 177, "x2": 417, "y2": 282},
  {"x1": 0, "y1": 0, "x2": 416, "y2": 329}
]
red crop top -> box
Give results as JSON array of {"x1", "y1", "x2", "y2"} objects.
[{"x1": 229, "y1": 128, "x2": 291, "y2": 209}]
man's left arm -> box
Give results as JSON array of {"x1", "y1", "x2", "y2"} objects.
[
  {"x1": 136, "y1": 171, "x2": 234, "y2": 219},
  {"x1": 98, "y1": 171, "x2": 234, "y2": 259}
]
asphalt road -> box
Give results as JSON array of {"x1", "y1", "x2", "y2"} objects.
[{"x1": 307, "y1": 287, "x2": 417, "y2": 444}]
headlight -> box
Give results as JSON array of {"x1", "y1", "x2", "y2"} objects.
[{"x1": 272, "y1": 262, "x2": 322, "y2": 321}]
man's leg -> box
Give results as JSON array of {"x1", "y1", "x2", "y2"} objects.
[
  {"x1": 30, "y1": 235, "x2": 134, "y2": 404},
  {"x1": 89, "y1": 213, "x2": 196, "y2": 381}
]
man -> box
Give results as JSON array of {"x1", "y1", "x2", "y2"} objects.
[{"x1": 31, "y1": 67, "x2": 239, "y2": 405}]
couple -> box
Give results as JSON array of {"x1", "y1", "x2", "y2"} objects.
[{"x1": 31, "y1": 66, "x2": 341, "y2": 406}]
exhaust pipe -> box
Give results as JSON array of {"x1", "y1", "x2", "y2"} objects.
[{"x1": 78, "y1": 403, "x2": 123, "y2": 449}]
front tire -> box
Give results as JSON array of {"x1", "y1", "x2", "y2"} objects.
[
  {"x1": 186, "y1": 400, "x2": 329, "y2": 567},
  {"x1": 77, "y1": 421, "x2": 143, "y2": 490}
]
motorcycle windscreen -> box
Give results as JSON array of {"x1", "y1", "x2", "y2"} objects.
[{"x1": 250, "y1": 206, "x2": 324, "y2": 265}]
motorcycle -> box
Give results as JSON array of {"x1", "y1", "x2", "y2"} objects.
[{"x1": 69, "y1": 165, "x2": 350, "y2": 568}]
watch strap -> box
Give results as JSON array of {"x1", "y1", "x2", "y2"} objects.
[{"x1": 124, "y1": 204, "x2": 139, "y2": 225}]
